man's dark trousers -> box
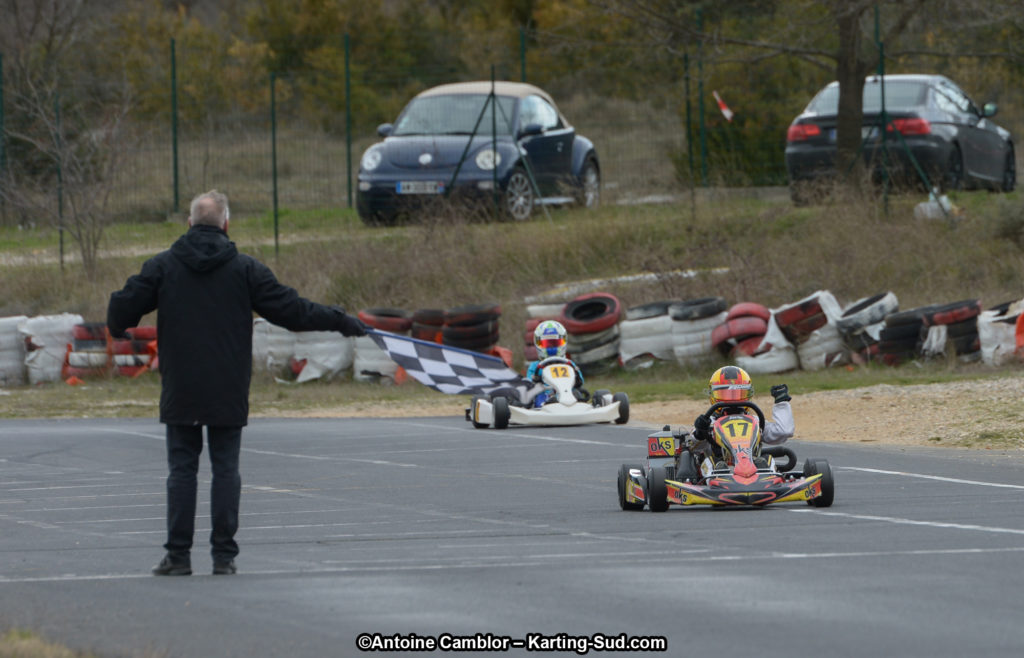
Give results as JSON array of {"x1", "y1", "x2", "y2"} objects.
[{"x1": 164, "y1": 424, "x2": 242, "y2": 563}]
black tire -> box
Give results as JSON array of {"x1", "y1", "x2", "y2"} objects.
[
  {"x1": 566, "y1": 325, "x2": 620, "y2": 353},
  {"x1": 577, "y1": 157, "x2": 600, "y2": 208},
  {"x1": 669, "y1": 297, "x2": 728, "y2": 321},
  {"x1": 647, "y1": 466, "x2": 668, "y2": 512},
  {"x1": 1001, "y1": 147, "x2": 1016, "y2": 193},
  {"x1": 592, "y1": 388, "x2": 611, "y2": 407},
  {"x1": 445, "y1": 303, "x2": 501, "y2": 326},
  {"x1": 613, "y1": 392, "x2": 630, "y2": 424},
  {"x1": 805, "y1": 458, "x2": 835, "y2": 508},
  {"x1": 884, "y1": 304, "x2": 939, "y2": 327},
  {"x1": 618, "y1": 463, "x2": 644, "y2": 511},
  {"x1": 412, "y1": 308, "x2": 447, "y2": 326},
  {"x1": 492, "y1": 396, "x2": 510, "y2": 429},
  {"x1": 944, "y1": 144, "x2": 964, "y2": 192},
  {"x1": 468, "y1": 396, "x2": 488, "y2": 428},
  {"x1": 836, "y1": 292, "x2": 899, "y2": 334},
  {"x1": 879, "y1": 322, "x2": 924, "y2": 342},
  {"x1": 442, "y1": 319, "x2": 499, "y2": 340},
  {"x1": 503, "y1": 167, "x2": 534, "y2": 221},
  {"x1": 560, "y1": 293, "x2": 622, "y2": 335}
]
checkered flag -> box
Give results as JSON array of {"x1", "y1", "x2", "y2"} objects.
[{"x1": 367, "y1": 329, "x2": 532, "y2": 398}]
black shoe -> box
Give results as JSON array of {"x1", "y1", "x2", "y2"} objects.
[
  {"x1": 152, "y1": 555, "x2": 192, "y2": 576},
  {"x1": 212, "y1": 560, "x2": 236, "y2": 575},
  {"x1": 753, "y1": 457, "x2": 769, "y2": 469}
]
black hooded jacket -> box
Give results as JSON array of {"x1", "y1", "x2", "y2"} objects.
[{"x1": 108, "y1": 224, "x2": 354, "y2": 426}]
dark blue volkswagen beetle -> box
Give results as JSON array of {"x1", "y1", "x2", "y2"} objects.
[{"x1": 356, "y1": 81, "x2": 600, "y2": 225}]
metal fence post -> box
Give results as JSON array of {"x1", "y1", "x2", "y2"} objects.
[
  {"x1": 271, "y1": 72, "x2": 279, "y2": 259},
  {"x1": 170, "y1": 38, "x2": 180, "y2": 213},
  {"x1": 696, "y1": 9, "x2": 708, "y2": 187},
  {"x1": 54, "y1": 92, "x2": 64, "y2": 271},
  {"x1": 345, "y1": 33, "x2": 352, "y2": 209}
]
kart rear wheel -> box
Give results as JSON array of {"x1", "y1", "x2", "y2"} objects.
[
  {"x1": 804, "y1": 458, "x2": 835, "y2": 508},
  {"x1": 647, "y1": 466, "x2": 668, "y2": 512},
  {"x1": 613, "y1": 392, "x2": 630, "y2": 424},
  {"x1": 492, "y1": 396, "x2": 510, "y2": 430},
  {"x1": 469, "y1": 395, "x2": 488, "y2": 429},
  {"x1": 618, "y1": 463, "x2": 644, "y2": 511}
]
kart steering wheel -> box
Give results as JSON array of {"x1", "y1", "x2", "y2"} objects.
[
  {"x1": 536, "y1": 356, "x2": 571, "y2": 368},
  {"x1": 705, "y1": 400, "x2": 766, "y2": 431}
]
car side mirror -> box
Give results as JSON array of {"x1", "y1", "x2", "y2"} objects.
[
  {"x1": 518, "y1": 123, "x2": 544, "y2": 138},
  {"x1": 377, "y1": 123, "x2": 393, "y2": 137},
  {"x1": 982, "y1": 103, "x2": 998, "y2": 118}
]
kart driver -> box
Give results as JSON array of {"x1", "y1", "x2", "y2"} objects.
[
  {"x1": 688, "y1": 365, "x2": 794, "y2": 468},
  {"x1": 525, "y1": 320, "x2": 587, "y2": 407}
]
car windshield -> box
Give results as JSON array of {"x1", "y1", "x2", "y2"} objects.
[
  {"x1": 392, "y1": 94, "x2": 517, "y2": 136},
  {"x1": 806, "y1": 81, "x2": 927, "y2": 114}
]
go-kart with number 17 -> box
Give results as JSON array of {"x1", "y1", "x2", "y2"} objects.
[
  {"x1": 617, "y1": 401, "x2": 834, "y2": 511},
  {"x1": 467, "y1": 356, "x2": 629, "y2": 428}
]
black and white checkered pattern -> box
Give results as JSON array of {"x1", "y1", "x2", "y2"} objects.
[{"x1": 368, "y1": 329, "x2": 530, "y2": 396}]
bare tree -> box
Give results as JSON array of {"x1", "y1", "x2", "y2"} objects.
[{"x1": 0, "y1": 0, "x2": 135, "y2": 278}]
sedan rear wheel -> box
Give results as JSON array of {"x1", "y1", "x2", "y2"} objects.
[
  {"x1": 503, "y1": 168, "x2": 534, "y2": 221},
  {"x1": 944, "y1": 144, "x2": 964, "y2": 192},
  {"x1": 1001, "y1": 148, "x2": 1016, "y2": 193}
]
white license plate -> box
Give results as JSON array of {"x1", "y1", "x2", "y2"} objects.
[
  {"x1": 827, "y1": 126, "x2": 879, "y2": 143},
  {"x1": 396, "y1": 181, "x2": 444, "y2": 195}
]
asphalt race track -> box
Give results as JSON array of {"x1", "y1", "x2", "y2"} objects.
[{"x1": 2, "y1": 416, "x2": 1023, "y2": 658}]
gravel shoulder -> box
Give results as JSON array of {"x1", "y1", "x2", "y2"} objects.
[{"x1": 253, "y1": 378, "x2": 1024, "y2": 451}]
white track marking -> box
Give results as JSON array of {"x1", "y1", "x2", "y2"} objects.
[
  {"x1": 841, "y1": 466, "x2": 1024, "y2": 490},
  {"x1": 789, "y1": 508, "x2": 1024, "y2": 535}
]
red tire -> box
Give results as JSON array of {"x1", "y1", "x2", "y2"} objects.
[
  {"x1": 710, "y1": 316, "x2": 769, "y2": 353},
  {"x1": 924, "y1": 299, "x2": 982, "y2": 326},
  {"x1": 126, "y1": 326, "x2": 157, "y2": 340},
  {"x1": 775, "y1": 298, "x2": 823, "y2": 328},
  {"x1": 358, "y1": 308, "x2": 412, "y2": 332},
  {"x1": 559, "y1": 293, "x2": 622, "y2": 335},
  {"x1": 726, "y1": 302, "x2": 771, "y2": 322},
  {"x1": 71, "y1": 323, "x2": 107, "y2": 341},
  {"x1": 730, "y1": 335, "x2": 771, "y2": 357},
  {"x1": 445, "y1": 303, "x2": 501, "y2": 326}
]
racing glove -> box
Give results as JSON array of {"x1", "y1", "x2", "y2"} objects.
[
  {"x1": 770, "y1": 384, "x2": 791, "y2": 404},
  {"x1": 693, "y1": 413, "x2": 712, "y2": 440},
  {"x1": 337, "y1": 312, "x2": 368, "y2": 337}
]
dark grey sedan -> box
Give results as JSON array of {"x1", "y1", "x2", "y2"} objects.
[{"x1": 785, "y1": 74, "x2": 1015, "y2": 203}]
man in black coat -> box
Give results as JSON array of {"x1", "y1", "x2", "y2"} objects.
[{"x1": 107, "y1": 190, "x2": 366, "y2": 576}]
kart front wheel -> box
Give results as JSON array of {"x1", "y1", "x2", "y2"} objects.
[
  {"x1": 647, "y1": 466, "x2": 668, "y2": 512},
  {"x1": 493, "y1": 396, "x2": 510, "y2": 430},
  {"x1": 592, "y1": 389, "x2": 611, "y2": 407},
  {"x1": 804, "y1": 458, "x2": 835, "y2": 508},
  {"x1": 613, "y1": 392, "x2": 630, "y2": 424},
  {"x1": 618, "y1": 463, "x2": 644, "y2": 511}
]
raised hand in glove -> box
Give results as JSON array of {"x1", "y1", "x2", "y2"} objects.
[
  {"x1": 693, "y1": 413, "x2": 712, "y2": 438},
  {"x1": 770, "y1": 384, "x2": 791, "y2": 404},
  {"x1": 338, "y1": 313, "x2": 368, "y2": 337}
]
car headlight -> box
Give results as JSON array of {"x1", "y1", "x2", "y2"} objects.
[
  {"x1": 361, "y1": 148, "x2": 382, "y2": 171},
  {"x1": 475, "y1": 149, "x2": 501, "y2": 171}
]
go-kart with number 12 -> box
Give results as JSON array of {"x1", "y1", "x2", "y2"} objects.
[
  {"x1": 468, "y1": 357, "x2": 629, "y2": 428},
  {"x1": 618, "y1": 401, "x2": 834, "y2": 511}
]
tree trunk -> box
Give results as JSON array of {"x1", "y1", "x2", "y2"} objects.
[{"x1": 834, "y1": 7, "x2": 870, "y2": 187}]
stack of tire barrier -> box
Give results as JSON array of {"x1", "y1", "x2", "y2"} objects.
[
  {"x1": 834, "y1": 292, "x2": 899, "y2": 364},
  {"x1": 19, "y1": 313, "x2": 83, "y2": 384},
  {"x1": 442, "y1": 303, "x2": 501, "y2": 353},
  {"x1": 523, "y1": 302, "x2": 566, "y2": 362},
  {"x1": 410, "y1": 308, "x2": 446, "y2": 343},
  {"x1": 919, "y1": 299, "x2": 984, "y2": 361},
  {"x1": 289, "y1": 330, "x2": 356, "y2": 383},
  {"x1": 618, "y1": 301, "x2": 678, "y2": 370},
  {"x1": 355, "y1": 308, "x2": 411, "y2": 383},
  {"x1": 253, "y1": 318, "x2": 298, "y2": 375},
  {"x1": 112, "y1": 326, "x2": 157, "y2": 377},
  {"x1": 560, "y1": 292, "x2": 622, "y2": 374},
  {"x1": 877, "y1": 304, "x2": 935, "y2": 365},
  {"x1": 63, "y1": 322, "x2": 111, "y2": 380},
  {"x1": 670, "y1": 297, "x2": 728, "y2": 366},
  {"x1": 979, "y1": 299, "x2": 1024, "y2": 366},
  {"x1": 773, "y1": 291, "x2": 847, "y2": 370},
  {"x1": 0, "y1": 315, "x2": 28, "y2": 387},
  {"x1": 711, "y1": 302, "x2": 772, "y2": 358}
]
